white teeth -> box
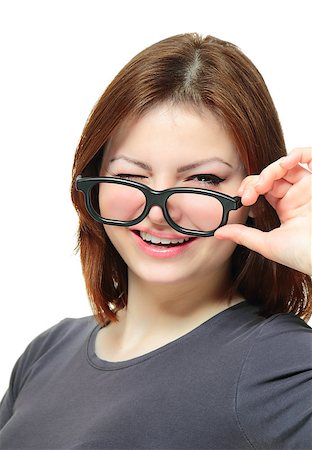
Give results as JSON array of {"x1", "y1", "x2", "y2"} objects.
[{"x1": 139, "y1": 231, "x2": 190, "y2": 245}]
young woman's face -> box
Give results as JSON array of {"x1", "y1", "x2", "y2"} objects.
[{"x1": 100, "y1": 103, "x2": 249, "y2": 288}]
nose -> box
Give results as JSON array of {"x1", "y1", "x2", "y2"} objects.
[
  {"x1": 147, "y1": 205, "x2": 168, "y2": 226},
  {"x1": 146, "y1": 201, "x2": 184, "y2": 228}
]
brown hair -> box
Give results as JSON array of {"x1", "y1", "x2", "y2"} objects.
[{"x1": 71, "y1": 33, "x2": 312, "y2": 325}]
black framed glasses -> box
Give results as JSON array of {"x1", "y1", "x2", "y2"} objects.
[{"x1": 75, "y1": 176, "x2": 243, "y2": 237}]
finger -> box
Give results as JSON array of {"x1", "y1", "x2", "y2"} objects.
[
  {"x1": 254, "y1": 166, "x2": 310, "y2": 197},
  {"x1": 238, "y1": 175, "x2": 259, "y2": 195},
  {"x1": 239, "y1": 174, "x2": 292, "y2": 207},
  {"x1": 267, "y1": 179, "x2": 292, "y2": 199},
  {"x1": 243, "y1": 163, "x2": 310, "y2": 200},
  {"x1": 254, "y1": 158, "x2": 289, "y2": 190},
  {"x1": 214, "y1": 224, "x2": 270, "y2": 257},
  {"x1": 266, "y1": 175, "x2": 312, "y2": 219},
  {"x1": 239, "y1": 148, "x2": 312, "y2": 193},
  {"x1": 280, "y1": 147, "x2": 312, "y2": 171},
  {"x1": 237, "y1": 175, "x2": 262, "y2": 206},
  {"x1": 238, "y1": 177, "x2": 290, "y2": 207},
  {"x1": 239, "y1": 159, "x2": 289, "y2": 198},
  {"x1": 238, "y1": 149, "x2": 312, "y2": 205}
]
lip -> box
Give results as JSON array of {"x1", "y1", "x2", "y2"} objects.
[{"x1": 130, "y1": 229, "x2": 198, "y2": 259}]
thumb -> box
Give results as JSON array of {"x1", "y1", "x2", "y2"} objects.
[{"x1": 214, "y1": 224, "x2": 267, "y2": 256}]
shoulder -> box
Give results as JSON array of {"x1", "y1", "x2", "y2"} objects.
[
  {"x1": 0, "y1": 316, "x2": 97, "y2": 429},
  {"x1": 212, "y1": 301, "x2": 311, "y2": 349},
  {"x1": 21, "y1": 315, "x2": 97, "y2": 361},
  {"x1": 249, "y1": 311, "x2": 311, "y2": 357},
  {"x1": 249, "y1": 312, "x2": 311, "y2": 373},
  {"x1": 237, "y1": 311, "x2": 312, "y2": 392},
  {"x1": 236, "y1": 312, "x2": 312, "y2": 449},
  {"x1": 227, "y1": 302, "x2": 311, "y2": 354},
  {"x1": 9, "y1": 316, "x2": 96, "y2": 398}
]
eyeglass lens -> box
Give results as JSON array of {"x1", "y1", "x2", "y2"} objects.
[{"x1": 93, "y1": 182, "x2": 224, "y2": 232}]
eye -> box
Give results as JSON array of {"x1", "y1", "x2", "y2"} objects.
[
  {"x1": 188, "y1": 174, "x2": 225, "y2": 186},
  {"x1": 114, "y1": 173, "x2": 148, "y2": 181}
]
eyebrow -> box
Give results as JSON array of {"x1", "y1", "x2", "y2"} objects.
[
  {"x1": 177, "y1": 158, "x2": 233, "y2": 172},
  {"x1": 109, "y1": 156, "x2": 233, "y2": 172}
]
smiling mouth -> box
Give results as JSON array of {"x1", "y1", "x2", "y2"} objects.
[{"x1": 133, "y1": 230, "x2": 197, "y2": 247}]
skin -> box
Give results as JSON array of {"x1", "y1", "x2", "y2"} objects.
[
  {"x1": 215, "y1": 147, "x2": 312, "y2": 275},
  {"x1": 95, "y1": 104, "x2": 312, "y2": 362}
]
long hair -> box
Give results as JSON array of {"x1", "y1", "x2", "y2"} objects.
[{"x1": 71, "y1": 33, "x2": 312, "y2": 325}]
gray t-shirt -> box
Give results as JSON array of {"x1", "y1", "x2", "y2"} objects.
[{"x1": 0, "y1": 301, "x2": 311, "y2": 450}]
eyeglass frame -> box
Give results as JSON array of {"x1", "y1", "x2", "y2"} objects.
[{"x1": 75, "y1": 175, "x2": 243, "y2": 237}]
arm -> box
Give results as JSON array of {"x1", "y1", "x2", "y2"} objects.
[{"x1": 236, "y1": 313, "x2": 312, "y2": 449}]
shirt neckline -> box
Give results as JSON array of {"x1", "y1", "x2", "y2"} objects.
[{"x1": 86, "y1": 300, "x2": 249, "y2": 371}]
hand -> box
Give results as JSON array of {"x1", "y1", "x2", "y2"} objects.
[{"x1": 215, "y1": 147, "x2": 312, "y2": 275}]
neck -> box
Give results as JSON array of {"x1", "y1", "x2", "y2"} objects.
[{"x1": 113, "y1": 267, "x2": 240, "y2": 341}]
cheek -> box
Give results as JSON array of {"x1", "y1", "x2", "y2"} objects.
[
  {"x1": 103, "y1": 225, "x2": 132, "y2": 265},
  {"x1": 103, "y1": 225, "x2": 122, "y2": 249},
  {"x1": 167, "y1": 194, "x2": 224, "y2": 231},
  {"x1": 99, "y1": 184, "x2": 146, "y2": 221},
  {"x1": 206, "y1": 233, "x2": 238, "y2": 259}
]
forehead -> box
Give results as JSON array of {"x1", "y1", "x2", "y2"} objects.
[{"x1": 102, "y1": 103, "x2": 240, "y2": 168}]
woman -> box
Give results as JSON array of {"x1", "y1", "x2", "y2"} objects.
[{"x1": 0, "y1": 33, "x2": 311, "y2": 450}]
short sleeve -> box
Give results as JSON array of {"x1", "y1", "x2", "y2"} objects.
[
  {"x1": 236, "y1": 314, "x2": 312, "y2": 450},
  {"x1": 0, "y1": 380, "x2": 15, "y2": 430},
  {"x1": 0, "y1": 318, "x2": 73, "y2": 431}
]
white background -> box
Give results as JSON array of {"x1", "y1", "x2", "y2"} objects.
[{"x1": 0, "y1": 0, "x2": 311, "y2": 398}]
